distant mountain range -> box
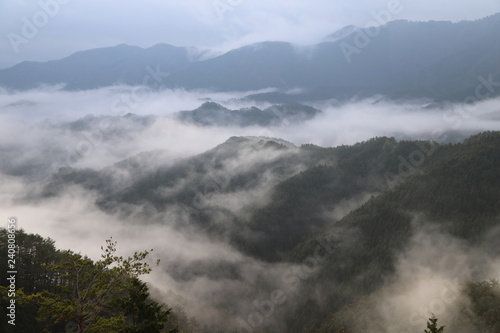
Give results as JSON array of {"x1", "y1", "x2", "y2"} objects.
[
  {"x1": 0, "y1": 43, "x2": 203, "y2": 90},
  {"x1": 1, "y1": 13, "x2": 500, "y2": 101}
]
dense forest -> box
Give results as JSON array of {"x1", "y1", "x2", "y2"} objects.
[
  {"x1": 1, "y1": 229, "x2": 498, "y2": 332},
  {"x1": 2, "y1": 131, "x2": 500, "y2": 332},
  {"x1": 0, "y1": 229, "x2": 196, "y2": 332}
]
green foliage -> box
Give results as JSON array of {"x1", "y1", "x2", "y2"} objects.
[
  {"x1": 0, "y1": 229, "x2": 63, "y2": 332},
  {"x1": 32, "y1": 238, "x2": 159, "y2": 332},
  {"x1": 121, "y1": 278, "x2": 179, "y2": 333},
  {"x1": 0, "y1": 228, "x2": 63, "y2": 293},
  {"x1": 285, "y1": 132, "x2": 500, "y2": 331},
  {"x1": 462, "y1": 279, "x2": 500, "y2": 332},
  {"x1": 0, "y1": 230, "x2": 183, "y2": 333},
  {"x1": 239, "y1": 136, "x2": 420, "y2": 261}
]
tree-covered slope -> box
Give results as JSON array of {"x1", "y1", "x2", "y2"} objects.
[
  {"x1": 13, "y1": 131, "x2": 500, "y2": 332},
  {"x1": 284, "y1": 131, "x2": 500, "y2": 331},
  {"x1": 0, "y1": 229, "x2": 188, "y2": 333}
]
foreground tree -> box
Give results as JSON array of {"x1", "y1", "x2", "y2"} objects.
[
  {"x1": 121, "y1": 278, "x2": 179, "y2": 333},
  {"x1": 463, "y1": 279, "x2": 500, "y2": 331},
  {"x1": 30, "y1": 238, "x2": 175, "y2": 332},
  {"x1": 424, "y1": 315, "x2": 444, "y2": 333}
]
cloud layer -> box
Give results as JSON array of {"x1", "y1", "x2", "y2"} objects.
[{"x1": 1, "y1": 86, "x2": 499, "y2": 330}]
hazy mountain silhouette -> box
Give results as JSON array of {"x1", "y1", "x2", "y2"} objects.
[{"x1": 0, "y1": 14, "x2": 499, "y2": 101}]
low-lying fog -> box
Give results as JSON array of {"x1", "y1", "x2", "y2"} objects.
[{"x1": 1, "y1": 85, "x2": 499, "y2": 331}]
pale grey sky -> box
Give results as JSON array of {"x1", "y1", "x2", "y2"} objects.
[{"x1": 1, "y1": 0, "x2": 499, "y2": 68}]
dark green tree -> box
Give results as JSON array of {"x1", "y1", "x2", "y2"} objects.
[
  {"x1": 424, "y1": 315, "x2": 444, "y2": 333},
  {"x1": 31, "y1": 238, "x2": 161, "y2": 332},
  {"x1": 461, "y1": 279, "x2": 500, "y2": 331},
  {"x1": 121, "y1": 278, "x2": 179, "y2": 333}
]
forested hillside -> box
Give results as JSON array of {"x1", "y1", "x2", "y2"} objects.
[
  {"x1": 0, "y1": 229, "x2": 192, "y2": 332},
  {"x1": 4, "y1": 131, "x2": 497, "y2": 332},
  {"x1": 285, "y1": 131, "x2": 500, "y2": 332}
]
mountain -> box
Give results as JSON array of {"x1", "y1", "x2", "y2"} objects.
[
  {"x1": 1, "y1": 14, "x2": 499, "y2": 102},
  {"x1": 162, "y1": 41, "x2": 308, "y2": 92},
  {"x1": 324, "y1": 25, "x2": 360, "y2": 42},
  {"x1": 16, "y1": 131, "x2": 500, "y2": 332},
  {"x1": 285, "y1": 131, "x2": 500, "y2": 331},
  {"x1": 41, "y1": 132, "x2": 500, "y2": 261},
  {"x1": 239, "y1": 91, "x2": 302, "y2": 104},
  {"x1": 175, "y1": 101, "x2": 320, "y2": 126},
  {"x1": 0, "y1": 43, "x2": 202, "y2": 90}
]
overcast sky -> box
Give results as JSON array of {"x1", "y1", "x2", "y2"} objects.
[{"x1": 1, "y1": 0, "x2": 499, "y2": 68}]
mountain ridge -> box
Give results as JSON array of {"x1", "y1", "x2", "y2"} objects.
[
  {"x1": 19, "y1": 130, "x2": 500, "y2": 332},
  {"x1": 1, "y1": 14, "x2": 499, "y2": 102}
]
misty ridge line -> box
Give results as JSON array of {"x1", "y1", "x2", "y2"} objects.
[
  {"x1": 50, "y1": 67, "x2": 500, "y2": 174},
  {"x1": 1, "y1": 52, "x2": 499, "y2": 206},
  {"x1": 237, "y1": 233, "x2": 339, "y2": 332},
  {"x1": 384, "y1": 71, "x2": 500, "y2": 188},
  {"x1": 339, "y1": 0, "x2": 411, "y2": 63},
  {"x1": 1, "y1": 82, "x2": 498, "y2": 186},
  {"x1": 0, "y1": 0, "x2": 418, "y2": 64},
  {"x1": 48, "y1": 63, "x2": 169, "y2": 179},
  {"x1": 2, "y1": 12, "x2": 499, "y2": 103}
]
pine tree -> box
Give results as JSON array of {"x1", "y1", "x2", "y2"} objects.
[
  {"x1": 424, "y1": 315, "x2": 444, "y2": 333},
  {"x1": 121, "y1": 278, "x2": 179, "y2": 333},
  {"x1": 31, "y1": 238, "x2": 161, "y2": 332}
]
